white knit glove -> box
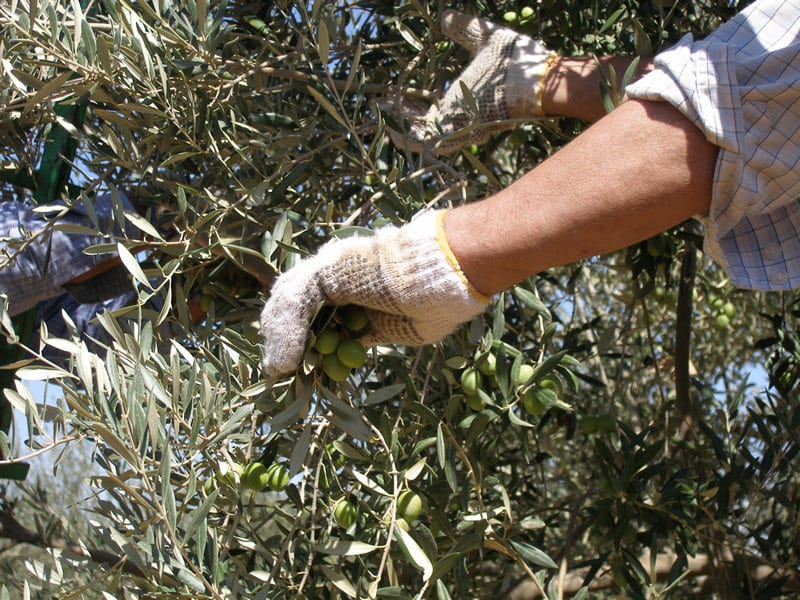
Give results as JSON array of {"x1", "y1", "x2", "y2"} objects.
[
  {"x1": 384, "y1": 9, "x2": 557, "y2": 154},
  {"x1": 260, "y1": 210, "x2": 489, "y2": 378}
]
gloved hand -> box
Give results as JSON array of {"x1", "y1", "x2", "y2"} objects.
[
  {"x1": 260, "y1": 210, "x2": 490, "y2": 378},
  {"x1": 383, "y1": 9, "x2": 557, "y2": 154}
]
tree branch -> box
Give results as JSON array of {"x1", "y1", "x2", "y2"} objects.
[
  {"x1": 0, "y1": 504, "x2": 150, "y2": 580},
  {"x1": 674, "y1": 228, "x2": 697, "y2": 436},
  {"x1": 504, "y1": 549, "x2": 800, "y2": 599}
]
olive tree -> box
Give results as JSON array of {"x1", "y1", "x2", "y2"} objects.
[{"x1": 1, "y1": 0, "x2": 798, "y2": 598}]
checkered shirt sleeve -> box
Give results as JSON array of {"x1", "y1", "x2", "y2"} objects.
[
  {"x1": 0, "y1": 192, "x2": 136, "y2": 316},
  {"x1": 626, "y1": 0, "x2": 800, "y2": 290}
]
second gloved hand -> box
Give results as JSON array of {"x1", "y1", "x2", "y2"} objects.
[
  {"x1": 260, "y1": 210, "x2": 490, "y2": 378},
  {"x1": 384, "y1": 9, "x2": 557, "y2": 154}
]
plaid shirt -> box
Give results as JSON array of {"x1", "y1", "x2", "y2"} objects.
[
  {"x1": 626, "y1": 0, "x2": 800, "y2": 290},
  {"x1": 0, "y1": 192, "x2": 135, "y2": 316}
]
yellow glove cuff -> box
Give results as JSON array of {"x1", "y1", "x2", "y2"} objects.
[{"x1": 434, "y1": 211, "x2": 492, "y2": 305}]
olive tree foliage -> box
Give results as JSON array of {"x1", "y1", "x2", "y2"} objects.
[{"x1": 0, "y1": 0, "x2": 798, "y2": 597}]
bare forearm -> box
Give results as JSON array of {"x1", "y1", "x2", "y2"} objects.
[
  {"x1": 444, "y1": 99, "x2": 718, "y2": 296},
  {"x1": 542, "y1": 56, "x2": 654, "y2": 123}
]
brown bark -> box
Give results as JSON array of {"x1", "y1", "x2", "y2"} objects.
[{"x1": 504, "y1": 549, "x2": 800, "y2": 599}]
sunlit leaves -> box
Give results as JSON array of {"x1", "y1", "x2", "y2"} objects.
[{"x1": 1, "y1": 0, "x2": 797, "y2": 598}]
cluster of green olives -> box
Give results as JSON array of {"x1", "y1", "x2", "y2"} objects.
[
  {"x1": 503, "y1": 6, "x2": 535, "y2": 24},
  {"x1": 458, "y1": 350, "x2": 499, "y2": 411},
  {"x1": 312, "y1": 305, "x2": 370, "y2": 382},
  {"x1": 710, "y1": 296, "x2": 736, "y2": 330},
  {"x1": 459, "y1": 352, "x2": 564, "y2": 416},
  {"x1": 331, "y1": 490, "x2": 423, "y2": 532},
  {"x1": 240, "y1": 461, "x2": 290, "y2": 492}
]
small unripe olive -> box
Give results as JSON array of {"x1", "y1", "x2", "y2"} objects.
[
  {"x1": 579, "y1": 416, "x2": 601, "y2": 434},
  {"x1": 326, "y1": 443, "x2": 346, "y2": 467},
  {"x1": 267, "y1": 463, "x2": 289, "y2": 491},
  {"x1": 515, "y1": 364, "x2": 535, "y2": 388},
  {"x1": 397, "y1": 491, "x2": 423, "y2": 522},
  {"x1": 243, "y1": 319, "x2": 261, "y2": 343},
  {"x1": 240, "y1": 462, "x2": 268, "y2": 490},
  {"x1": 337, "y1": 339, "x2": 367, "y2": 368},
  {"x1": 314, "y1": 327, "x2": 340, "y2": 354},
  {"x1": 340, "y1": 305, "x2": 369, "y2": 332},
  {"x1": 333, "y1": 499, "x2": 358, "y2": 529},
  {"x1": 522, "y1": 388, "x2": 547, "y2": 416},
  {"x1": 465, "y1": 393, "x2": 486, "y2": 411},
  {"x1": 199, "y1": 294, "x2": 214, "y2": 313},
  {"x1": 216, "y1": 462, "x2": 242, "y2": 488},
  {"x1": 539, "y1": 374, "x2": 562, "y2": 396},
  {"x1": 477, "y1": 353, "x2": 497, "y2": 376},
  {"x1": 722, "y1": 301, "x2": 736, "y2": 319},
  {"x1": 460, "y1": 367, "x2": 482, "y2": 396},
  {"x1": 323, "y1": 353, "x2": 351, "y2": 382}
]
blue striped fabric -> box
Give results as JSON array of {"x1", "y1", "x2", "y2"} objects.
[{"x1": 627, "y1": 0, "x2": 800, "y2": 290}]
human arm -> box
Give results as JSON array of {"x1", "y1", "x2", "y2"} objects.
[
  {"x1": 542, "y1": 56, "x2": 653, "y2": 123},
  {"x1": 385, "y1": 9, "x2": 653, "y2": 153},
  {"x1": 260, "y1": 97, "x2": 717, "y2": 377},
  {"x1": 259, "y1": 13, "x2": 715, "y2": 378},
  {"x1": 444, "y1": 97, "x2": 717, "y2": 295}
]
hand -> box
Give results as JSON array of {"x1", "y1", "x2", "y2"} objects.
[
  {"x1": 259, "y1": 210, "x2": 489, "y2": 378},
  {"x1": 383, "y1": 9, "x2": 556, "y2": 154}
]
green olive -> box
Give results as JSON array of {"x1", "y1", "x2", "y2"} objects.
[
  {"x1": 333, "y1": 499, "x2": 358, "y2": 529},
  {"x1": 339, "y1": 305, "x2": 370, "y2": 332},
  {"x1": 579, "y1": 416, "x2": 601, "y2": 434},
  {"x1": 397, "y1": 491, "x2": 423, "y2": 522},
  {"x1": 503, "y1": 11, "x2": 518, "y2": 22},
  {"x1": 240, "y1": 462, "x2": 268, "y2": 491},
  {"x1": 715, "y1": 314, "x2": 730, "y2": 330},
  {"x1": 477, "y1": 353, "x2": 497, "y2": 376},
  {"x1": 465, "y1": 393, "x2": 486, "y2": 411},
  {"x1": 520, "y1": 6, "x2": 534, "y2": 18},
  {"x1": 314, "y1": 327, "x2": 340, "y2": 354},
  {"x1": 522, "y1": 388, "x2": 547, "y2": 416},
  {"x1": 216, "y1": 462, "x2": 242, "y2": 488},
  {"x1": 326, "y1": 443, "x2": 346, "y2": 467},
  {"x1": 337, "y1": 339, "x2": 367, "y2": 368},
  {"x1": 515, "y1": 364, "x2": 535, "y2": 388},
  {"x1": 267, "y1": 463, "x2": 289, "y2": 491},
  {"x1": 539, "y1": 374, "x2": 562, "y2": 396},
  {"x1": 318, "y1": 465, "x2": 331, "y2": 490},
  {"x1": 460, "y1": 367, "x2": 482, "y2": 396},
  {"x1": 323, "y1": 353, "x2": 351, "y2": 382},
  {"x1": 243, "y1": 319, "x2": 261, "y2": 344},
  {"x1": 722, "y1": 301, "x2": 736, "y2": 319}
]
